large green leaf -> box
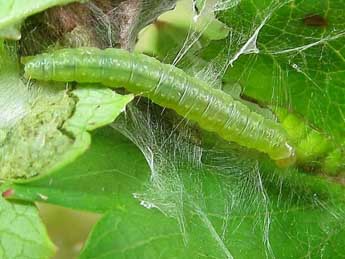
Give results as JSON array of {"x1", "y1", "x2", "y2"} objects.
[
  {"x1": 7, "y1": 123, "x2": 345, "y2": 257},
  {"x1": 74, "y1": 132, "x2": 345, "y2": 258},
  {"x1": 80, "y1": 198, "x2": 345, "y2": 259},
  {"x1": 9, "y1": 127, "x2": 149, "y2": 213},
  {"x1": 211, "y1": 0, "x2": 345, "y2": 140},
  {"x1": 0, "y1": 196, "x2": 55, "y2": 259}
]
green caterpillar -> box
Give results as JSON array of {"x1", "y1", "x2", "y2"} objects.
[{"x1": 23, "y1": 47, "x2": 295, "y2": 163}]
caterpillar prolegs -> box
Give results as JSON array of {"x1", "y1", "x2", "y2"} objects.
[{"x1": 23, "y1": 47, "x2": 295, "y2": 163}]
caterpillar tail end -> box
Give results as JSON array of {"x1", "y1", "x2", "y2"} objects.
[{"x1": 273, "y1": 143, "x2": 296, "y2": 168}]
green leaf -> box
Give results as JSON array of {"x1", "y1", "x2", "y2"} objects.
[
  {"x1": 79, "y1": 197, "x2": 345, "y2": 259},
  {"x1": 0, "y1": 196, "x2": 55, "y2": 259},
  {"x1": 77, "y1": 150, "x2": 345, "y2": 258},
  {"x1": 212, "y1": 0, "x2": 345, "y2": 139},
  {"x1": 9, "y1": 127, "x2": 149, "y2": 213},
  {"x1": 8, "y1": 124, "x2": 345, "y2": 257},
  {"x1": 41, "y1": 87, "x2": 134, "y2": 179},
  {"x1": 64, "y1": 87, "x2": 133, "y2": 133},
  {"x1": 0, "y1": 0, "x2": 85, "y2": 39}
]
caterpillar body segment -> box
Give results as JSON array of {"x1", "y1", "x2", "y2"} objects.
[{"x1": 23, "y1": 47, "x2": 295, "y2": 162}]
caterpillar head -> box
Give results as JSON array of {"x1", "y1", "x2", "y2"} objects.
[{"x1": 275, "y1": 142, "x2": 296, "y2": 168}]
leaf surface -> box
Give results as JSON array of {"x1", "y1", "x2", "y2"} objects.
[{"x1": 0, "y1": 195, "x2": 55, "y2": 259}]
